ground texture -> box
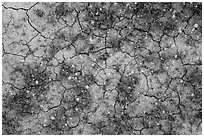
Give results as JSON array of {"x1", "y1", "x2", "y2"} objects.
[{"x1": 2, "y1": 2, "x2": 202, "y2": 135}]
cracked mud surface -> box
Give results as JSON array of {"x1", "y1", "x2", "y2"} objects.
[{"x1": 2, "y1": 2, "x2": 202, "y2": 135}]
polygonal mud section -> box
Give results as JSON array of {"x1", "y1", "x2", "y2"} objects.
[{"x1": 2, "y1": 2, "x2": 202, "y2": 135}]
